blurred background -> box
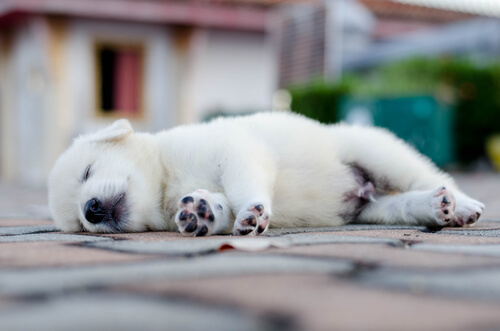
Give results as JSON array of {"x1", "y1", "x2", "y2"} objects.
[{"x1": 1, "y1": 0, "x2": 500, "y2": 189}]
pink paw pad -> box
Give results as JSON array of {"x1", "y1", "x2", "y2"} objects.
[
  {"x1": 432, "y1": 186, "x2": 456, "y2": 225},
  {"x1": 233, "y1": 203, "x2": 270, "y2": 236}
]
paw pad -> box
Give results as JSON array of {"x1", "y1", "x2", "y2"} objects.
[
  {"x1": 176, "y1": 193, "x2": 216, "y2": 237},
  {"x1": 431, "y1": 187, "x2": 485, "y2": 228},
  {"x1": 431, "y1": 186, "x2": 456, "y2": 226},
  {"x1": 233, "y1": 203, "x2": 270, "y2": 236}
]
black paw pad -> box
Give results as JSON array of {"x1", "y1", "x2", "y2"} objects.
[
  {"x1": 184, "y1": 221, "x2": 198, "y2": 233},
  {"x1": 196, "y1": 225, "x2": 208, "y2": 236},
  {"x1": 238, "y1": 228, "x2": 253, "y2": 235},
  {"x1": 179, "y1": 210, "x2": 196, "y2": 222},
  {"x1": 196, "y1": 199, "x2": 214, "y2": 222},
  {"x1": 198, "y1": 199, "x2": 208, "y2": 213},
  {"x1": 181, "y1": 196, "x2": 195, "y2": 204},
  {"x1": 242, "y1": 215, "x2": 257, "y2": 227},
  {"x1": 253, "y1": 204, "x2": 264, "y2": 215}
]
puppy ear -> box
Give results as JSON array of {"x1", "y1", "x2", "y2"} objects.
[{"x1": 78, "y1": 119, "x2": 134, "y2": 143}]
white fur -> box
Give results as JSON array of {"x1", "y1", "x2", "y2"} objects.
[{"x1": 48, "y1": 112, "x2": 484, "y2": 235}]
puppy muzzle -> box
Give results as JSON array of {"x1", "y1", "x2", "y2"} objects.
[{"x1": 84, "y1": 193, "x2": 126, "y2": 226}]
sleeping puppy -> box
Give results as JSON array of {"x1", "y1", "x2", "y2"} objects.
[{"x1": 48, "y1": 112, "x2": 484, "y2": 235}]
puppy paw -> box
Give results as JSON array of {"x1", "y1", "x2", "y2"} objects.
[
  {"x1": 431, "y1": 186, "x2": 456, "y2": 226},
  {"x1": 451, "y1": 194, "x2": 485, "y2": 227},
  {"x1": 233, "y1": 203, "x2": 270, "y2": 236},
  {"x1": 175, "y1": 189, "x2": 215, "y2": 237},
  {"x1": 430, "y1": 187, "x2": 485, "y2": 227}
]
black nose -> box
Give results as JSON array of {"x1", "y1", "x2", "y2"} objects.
[{"x1": 84, "y1": 198, "x2": 106, "y2": 224}]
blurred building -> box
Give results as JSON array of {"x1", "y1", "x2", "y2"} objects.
[
  {"x1": 276, "y1": 0, "x2": 481, "y2": 85},
  {"x1": 2, "y1": 0, "x2": 498, "y2": 186},
  {"x1": 0, "y1": 0, "x2": 315, "y2": 186},
  {"x1": 343, "y1": 0, "x2": 500, "y2": 70}
]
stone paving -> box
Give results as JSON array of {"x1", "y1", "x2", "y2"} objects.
[{"x1": 1, "y1": 173, "x2": 500, "y2": 331}]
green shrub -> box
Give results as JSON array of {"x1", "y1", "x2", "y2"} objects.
[
  {"x1": 344, "y1": 57, "x2": 444, "y2": 97},
  {"x1": 444, "y1": 63, "x2": 500, "y2": 163},
  {"x1": 288, "y1": 58, "x2": 500, "y2": 164},
  {"x1": 289, "y1": 81, "x2": 350, "y2": 124}
]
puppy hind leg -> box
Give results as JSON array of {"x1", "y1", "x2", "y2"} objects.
[
  {"x1": 349, "y1": 164, "x2": 376, "y2": 201},
  {"x1": 450, "y1": 191, "x2": 484, "y2": 227},
  {"x1": 357, "y1": 186, "x2": 459, "y2": 227},
  {"x1": 333, "y1": 127, "x2": 485, "y2": 226},
  {"x1": 332, "y1": 125, "x2": 456, "y2": 192}
]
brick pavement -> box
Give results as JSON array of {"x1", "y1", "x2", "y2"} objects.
[{"x1": 1, "y1": 173, "x2": 500, "y2": 331}]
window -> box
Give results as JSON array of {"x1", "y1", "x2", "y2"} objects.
[{"x1": 95, "y1": 43, "x2": 144, "y2": 117}]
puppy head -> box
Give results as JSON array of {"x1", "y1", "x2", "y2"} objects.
[{"x1": 48, "y1": 120, "x2": 165, "y2": 233}]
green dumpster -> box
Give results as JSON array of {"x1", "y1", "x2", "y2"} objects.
[{"x1": 339, "y1": 96, "x2": 454, "y2": 167}]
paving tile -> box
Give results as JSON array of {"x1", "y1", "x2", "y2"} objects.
[
  {"x1": 265, "y1": 220, "x2": 500, "y2": 237},
  {"x1": 88, "y1": 232, "x2": 400, "y2": 256},
  {"x1": 0, "y1": 293, "x2": 268, "y2": 331},
  {"x1": 281, "y1": 232, "x2": 401, "y2": 245},
  {"x1": 266, "y1": 224, "x2": 428, "y2": 236},
  {"x1": 455, "y1": 220, "x2": 500, "y2": 230},
  {"x1": 120, "y1": 274, "x2": 500, "y2": 331},
  {"x1": 0, "y1": 253, "x2": 353, "y2": 296},
  {"x1": 0, "y1": 181, "x2": 48, "y2": 219},
  {"x1": 451, "y1": 172, "x2": 500, "y2": 219},
  {"x1": 412, "y1": 243, "x2": 500, "y2": 257},
  {"x1": 86, "y1": 236, "x2": 281, "y2": 255},
  {"x1": 100, "y1": 231, "x2": 187, "y2": 241},
  {"x1": 0, "y1": 225, "x2": 58, "y2": 236},
  {"x1": 440, "y1": 229, "x2": 500, "y2": 238},
  {"x1": 0, "y1": 219, "x2": 54, "y2": 227},
  {"x1": 0, "y1": 298, "x2": 14, "y2": 310},
  {"x1": 267, "y1": 243, "x2": 500, "y2": 269},
  {"x1": 0, "y1": 232, "x2": 110, "y2": 243},
  {"x1": 327, "y1": 229, "x2": 500, "y2": 244},
  {"x1": 0, "y1": 242, "x2": 155, "y2": 269},
  {"x1": 357, "y1": 267, "x2": 500, "y2": 302}
]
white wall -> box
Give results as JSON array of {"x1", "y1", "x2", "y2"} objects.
[
  {"x1": 1, "y1": 18, "x2": 176, "y2": 185},
  {"x1": 64, "y1": 19, "x2": 175, "y2": 136},
  {"x1": 187, "y1": 29, "x2": 277, "y2": 120},
  {"x1": 1, "y1": 17, "x2": 279, "y2": 186},
  {"x1": 0, "y1": 17, "x2": 51, "y2": 186}
]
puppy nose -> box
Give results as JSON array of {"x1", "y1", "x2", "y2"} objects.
[{"x1": 84, "y1": 198, "x2": 105, "y2": 224}]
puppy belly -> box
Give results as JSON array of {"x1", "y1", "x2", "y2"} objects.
[
  {"x1": 341, "y1": 163, "x2": 376, "y2": 220},
  {"x1": 270, "y1": 163, "x2": 358, "y2": 228}
]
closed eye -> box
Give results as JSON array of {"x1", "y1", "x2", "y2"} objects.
[{"x1": 82, "y1": 164, "x2": 92, "y2": 183}]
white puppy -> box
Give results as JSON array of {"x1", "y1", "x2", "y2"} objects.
[{"x1": 48, "y1": 112, "x2": 484, "y2": 236}]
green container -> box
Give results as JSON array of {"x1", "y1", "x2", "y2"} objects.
[{"x1": 339, "y1": 96, "x2": 455, "y2": 167}]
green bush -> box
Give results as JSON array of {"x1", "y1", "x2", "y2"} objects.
[
  {"x1": 344, "y1": 57, "x2": 444, "y2": 97},
  {"x1": 288, "y1": 58, "x2": 500, "y2": 164},
  {"x1": 289, "y1": 81, "x2": 350, "y2": 124},
  {"x1": 440, "y1": 62, "x2": 500, "y2": 163}
]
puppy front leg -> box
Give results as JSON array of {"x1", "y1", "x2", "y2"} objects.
[
  {"x1": 233, "y1": 202, "x2": 271, "y2": 236},
  {"x1": 221, "y1": 154, "x2": 276, "y2": 236},
  {"x1": 175, "y1": 189, "x2": 233, "y2": 236}
]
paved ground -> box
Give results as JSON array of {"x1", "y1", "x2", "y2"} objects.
[{"x1": 1, "y1": 172, "x2": 500, "y2": 331}]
